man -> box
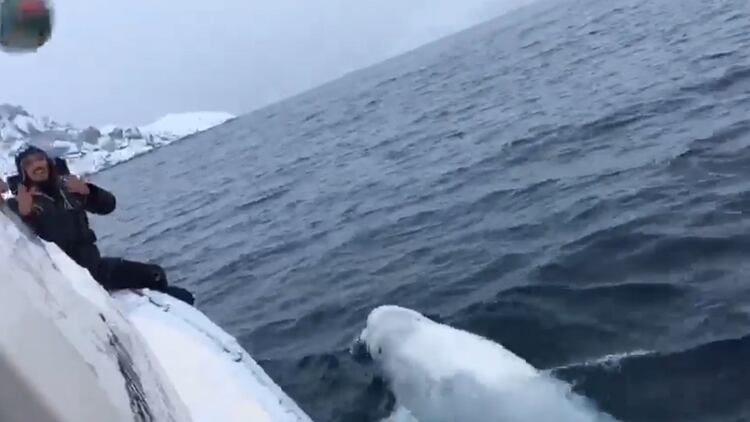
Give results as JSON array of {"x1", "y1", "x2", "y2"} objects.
[{"x1": 6, "y1": 145, "x2": 195, "y2": 305}]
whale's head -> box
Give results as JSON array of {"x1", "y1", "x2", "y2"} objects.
[{"x1": 354, "y1": 305, "x2": 427, "y2": 362}]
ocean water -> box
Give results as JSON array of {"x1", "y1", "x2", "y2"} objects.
[{"x1": 91, "y1": 0, "x2": 750, "y2": 420}]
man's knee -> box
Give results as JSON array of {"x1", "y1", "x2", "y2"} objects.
[
  {"x1": 132, "y1": 260, "x2": 168, "y2": 291},
  {"x1": 98, "y1": 257, "x2": 168, "y2": 291},
  {"x1": 150, "y1": 264, "x2": 168, "y2": 290}
]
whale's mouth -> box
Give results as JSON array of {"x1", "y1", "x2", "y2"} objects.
[
  {"x1": 349, "y1": 334, "x2": 373, "y2": 364},
  {"x1": 348, "y1": 331, "x2": 398, "y2": 419}
]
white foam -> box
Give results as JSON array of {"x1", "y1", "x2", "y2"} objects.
[
  {"x1": 359, "y1": 305, "x2": 618, "y2": 422},
  {"x1": 553, "y1": 350, "x2": 653, "y2": 372},
  {"x1": 380, "y1": 406, "x2": 419, "y2": 422}
]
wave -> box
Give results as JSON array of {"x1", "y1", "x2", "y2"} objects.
[
  {"x1": 554, "y1": 335, "x2": 750, "y2": 422},
  {"x1": 260, "y1": 350, "x2": 395, "y2": 422},
  {"x1": 681, "y1": 64, "x2": 750, "y2": 94}
]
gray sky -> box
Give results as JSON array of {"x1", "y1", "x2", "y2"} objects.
[{"x1": 0, "y1": 0, "x2": 531, "y2": 127}]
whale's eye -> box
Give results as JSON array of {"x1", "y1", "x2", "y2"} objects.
[{"x1": 378, "y1": 347, "x2": 382, "y2": 355}]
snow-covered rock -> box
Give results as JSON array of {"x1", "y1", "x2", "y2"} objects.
[
  {"x1": 79, "y1": 127, "x2": 102, "y2": 145},
  {"x1": 0, "y1": 105, "x2": 235, "y2": 178},
  {"x1": 140, "y1": 112, "x2": 236, "y2": 139}
]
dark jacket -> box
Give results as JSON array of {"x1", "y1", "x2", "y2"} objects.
[{"x1": 7, "y1": 178, "x2": 116, "y2": 276}]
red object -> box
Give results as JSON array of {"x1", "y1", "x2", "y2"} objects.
[{"x1": 18, "y1": 0, "x2": 47, "y2": 18}]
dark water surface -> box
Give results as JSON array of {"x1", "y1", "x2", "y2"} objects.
[{"x1": 93, "y1": 0, "x2": 750, "y2": 420}]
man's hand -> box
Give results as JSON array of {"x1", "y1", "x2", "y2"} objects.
[
  {"x1": 0, "y1": 179, "x2": 7, "y2": 206},
  {"x1": 65, "y1": 176, "x2": 90, "y2": 195},
  {"x1": 17, "y1": 184, "x2": 38, "y2": 216}
]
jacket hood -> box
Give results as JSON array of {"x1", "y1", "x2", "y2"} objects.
[{"x1": 14, "y1": 144, "x2": 49, "y2": 176}]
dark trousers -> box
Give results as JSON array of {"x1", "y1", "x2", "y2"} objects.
[{"x1": 96, "y1": 257, "x2": 195, "y2": 305}]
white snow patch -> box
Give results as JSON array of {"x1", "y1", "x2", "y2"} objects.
[
  {"x1": 140, "y1": 112, "x2": 235, "y2": 138},
  {"x1": 98, "y1": 124, "x2": 118, "y2": 135}
]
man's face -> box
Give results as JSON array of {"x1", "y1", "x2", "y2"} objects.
[{"x1": 21, "y1": 152, "x2": 49, "y2": 183}]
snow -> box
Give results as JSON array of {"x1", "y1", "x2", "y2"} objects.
[
  {"x1": 14, "y1": 114, "x2": 38, "y2": 134},
  {"x1": 0, "y1": 104, "x2": 236, "y2": 179},
  {"x1": 357, "y1": 305, "x2": 618, "y2": 422},
  {"x1": 140, "y1": 112, "x2": 235, "y2": 138},
  {"x1": 112, "y1": 290, "x2": 314, "y2": 422},
  {"x1": 98, "y1": 124, "x2": 118, "y2": 135}
]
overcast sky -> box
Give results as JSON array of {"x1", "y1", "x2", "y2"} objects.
[{"x1": 0, "y1": 0, "x2": 531, "y2": 127}]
